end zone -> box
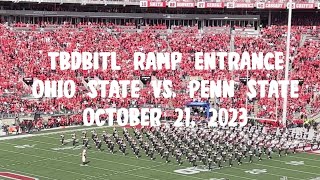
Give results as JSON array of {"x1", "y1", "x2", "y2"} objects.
[{"x1": 0, "y1": 172, "x2": 39, "y2": 180}]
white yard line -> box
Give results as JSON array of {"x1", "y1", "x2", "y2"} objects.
[{"x1": 0, "y1": 126, "x2": 108, "y2": 141}]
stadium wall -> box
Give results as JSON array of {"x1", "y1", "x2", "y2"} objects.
[{"x1": 0, "y1": 10, "x2": 260, "y2": 20}]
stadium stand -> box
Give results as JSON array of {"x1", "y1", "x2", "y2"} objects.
[{"x1": 0, "y1": 0, "x2": 319, "y2": 134}]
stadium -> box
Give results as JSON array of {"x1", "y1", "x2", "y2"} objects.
[{"x1": 0, "y1": 0, "x2": 320, "y2": 179}]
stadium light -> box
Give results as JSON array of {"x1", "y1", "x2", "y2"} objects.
[{"x1": 282, "y1": 0, "x2": 293, "y2": 127}]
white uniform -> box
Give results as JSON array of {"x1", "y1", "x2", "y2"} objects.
[{"x1": 82, "y1": 149, "x2": 86, "y2": 163}]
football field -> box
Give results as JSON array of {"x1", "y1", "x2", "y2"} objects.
[{"x1": 0, "y1": 127, "x2": 319, "y2": 180}]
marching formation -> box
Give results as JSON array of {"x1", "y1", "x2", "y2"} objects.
[{"x1": 60, "y1": 124, "x2": 320, "y2": 169}]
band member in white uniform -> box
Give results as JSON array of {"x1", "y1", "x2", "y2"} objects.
[{"x1": 81, "y1": 148, "x2": 87, "y2": 166}]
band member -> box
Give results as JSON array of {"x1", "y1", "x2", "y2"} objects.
[
  {"x1": 267, "y1": 147, "x2": 272, "y2": 159},
  {"x1": 82, "y1": 130, "x2": 87, "y2": 138},
  {"x1": 258, "y1": 148, "x2": 263, "y2": 161},
  {"x1": 60, "y1": 134, "x2": 65, "y2": 145},
  {"x1": 96, "y1": 138, "x2": 102, "y2": 151},
  {"x1": 83, "y1": 138, "x2": 89, "y2": 148},
  {"x1": 134, "y1": 147, "x2": 140, "y2": 158},
  {"x1": 72, "y1": 133, "x2": 77, "y2": 147},
  {"x1": 176, "y1": 151, "x2": 182, "y2": 165},
  {"x1": 121, "y1": 142, "x2": 126, "y2": 155},
  {"x1": 148, "y1": 147, "x2": 155, "y2": 160},
  {"x1": 91, "y1": 130, "x2": 97, "y2": 140},
  {"x1": 217, "y1": 156, "x2": 222, "y2": 168},
  {"x1": 228, "y1": 153, "x2": 233, "y2": 167},
  {"x1": 237, "y1": 151, "x2": 242, "y2": 165},
  {"x1": 82, "y1": 131, "x2": 87, "y2": 145},
  {"x1": 191, "y1": 155, "x2": 197, "y2": 167},
  {"x1": 81, "y1": 148, "x2": 87, "y2": 166},
  {"x1": 164, "y1": 150, "x2": 169, "y2": 163},
  {"x1": 278, "y1": 147, "x2": 283, "y2": 157},
  {"x1": 208, "y1": 158, "x2": 213, "y2": 170},
  {"x1": 109, "y1": 142, "x2": 115, "y2": 154},
  {"x1": 249, "y1": 150, "x2": 253, "y2": 163}
]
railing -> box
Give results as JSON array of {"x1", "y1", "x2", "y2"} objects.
[{"x1": 0, "y1": 110, "x2": 81, "y2": 119}]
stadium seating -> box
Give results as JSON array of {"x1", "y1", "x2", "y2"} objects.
[{"x1": 0, "y1": 19, "x2": 319, "y2": 129}]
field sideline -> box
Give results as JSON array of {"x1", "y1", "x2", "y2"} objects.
[{"x1": 0, "y1": 126, "x2": 319, "y2": 180}]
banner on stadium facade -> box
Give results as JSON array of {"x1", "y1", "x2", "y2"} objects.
[
  {"x1": 168, "y1": 1, "x2": 177, "y2": 8},
  {"x1": 227, "y1": 2, "x2": 286, "y2": 9},
  {"x1": 265, "y1": 3, "x2": 285, "y2": 9},
  {"x1": 197, "y1": 2, "x2": 224, "y2": 8},
  {"x1": 235, "y1": 3, "x2": 255, "y2": 8},
  {"x1": 294, "y1": 3, "x2": 315, "y2": 9},
  {"x1": 287, "y1": 2, "x2": 296, "y2": 9},
  {"x1": 175, "y1": 2, "x2": 196, "y2": 8},
  {"x1": 227, "y1": 2, "x2": 254, "y2": 8},
  {"x1": 226, "y1": 2, "x2": 235, "y2": 8},
  {"x1": 256, "y1": 2, "x2": 265, "y2": 9},
  {"x1": 140, "y1": 1, "x2": 166, "y2": 7}
]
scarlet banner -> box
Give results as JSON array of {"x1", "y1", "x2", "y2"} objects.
[
  {"x1": 207, "y1": 2, "x2": 224, "y2": 8},
  {"x1": 142, "y1": 1, "x2": 316, "y2": 9},
  {"x1": 197, "y1": 2, "x2": 224, "y2": 8},
  {"x1": 176, "y1": 2, "x2": 195, "y2": 8},
  {"x1": 227, "y1": 2, "x2": 254, "y2": 8},
  {"x1": 295, "y1": 3, "x2": 315, "y2": 9},
  {"x1": 234, "y1": 3, "x2": 255, "y2": 8},
  {"x1": 265, "y1": 3, "x2": 285, "y2": 9},
  {"x1": 140, "y1": 1, "x2": 166, "y2": 7},
  {"x1": 149, "y1": 1, "x2": 166, "y2": 7}
]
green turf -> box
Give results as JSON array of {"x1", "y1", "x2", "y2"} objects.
[{"x1": 0, "y1": 127, "x2": 319, "y2": 180}]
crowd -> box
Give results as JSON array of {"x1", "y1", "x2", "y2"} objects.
[{"x1": 0, "y1": 18, "x2": 319, "y2": 130}]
